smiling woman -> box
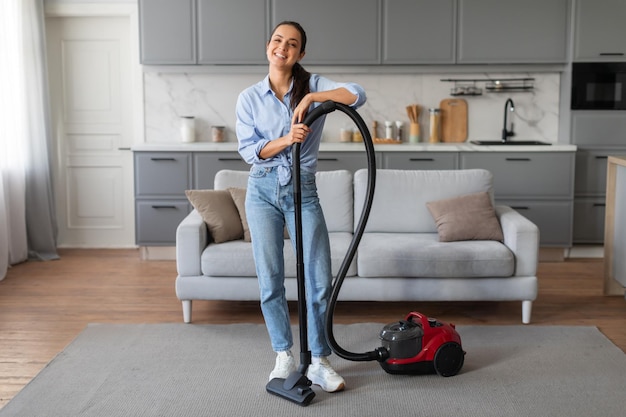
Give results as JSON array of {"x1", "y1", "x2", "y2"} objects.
[{"x1": 0, "y1": 0, "x2": 58, "y2": 280}]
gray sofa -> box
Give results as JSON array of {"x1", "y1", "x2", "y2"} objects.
[{"x1": 175, "y1": 168, "x2": 539, "y2": 324}]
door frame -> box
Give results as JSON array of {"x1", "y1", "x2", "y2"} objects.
[{"x1": 45, "y1": 1, "x2": 144, "y2": 248}]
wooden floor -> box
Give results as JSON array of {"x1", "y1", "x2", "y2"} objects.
[{"x1": 1, "y1": 249, "x2": 625, "y2": 409}]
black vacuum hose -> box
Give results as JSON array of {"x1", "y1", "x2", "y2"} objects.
[{"x1": 297, "y1": 101, "x2": 389, "y2": 363}]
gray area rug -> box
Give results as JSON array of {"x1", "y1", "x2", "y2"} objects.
[{"x1": 1, "y1": 323, "x2": 625, "y2": 417}]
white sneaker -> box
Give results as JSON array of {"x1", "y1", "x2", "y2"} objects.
[
  {"x1": 306, "y1": 357, "x2": 345, "y2": 393},
  {"x1": 269, "y1": 350, "x2": 296, "y2": 381}
]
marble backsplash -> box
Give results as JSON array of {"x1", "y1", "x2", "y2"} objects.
[{"x1": 143, "y1": 70, "x2": 560, "y2": 145}]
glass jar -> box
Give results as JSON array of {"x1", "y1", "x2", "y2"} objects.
[{"x1": 428, "y1": 108, "x2": 441, "y2": 143}]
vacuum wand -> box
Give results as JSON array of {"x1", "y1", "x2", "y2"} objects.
[{"x1": 302, "y1": 101, "x2": 389, "y2": 363}]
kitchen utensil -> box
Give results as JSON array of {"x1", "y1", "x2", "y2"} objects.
[
  {"x1": 439, "y1": 98, "x2": 468, "y2": 143},
  {"x1": 406, "y1": 104, "x2": 421, "y2": 124}
]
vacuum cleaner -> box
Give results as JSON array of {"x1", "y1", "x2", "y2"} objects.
[{"x1": 266, "y1": 101, "x2": 465, "y2": 406}]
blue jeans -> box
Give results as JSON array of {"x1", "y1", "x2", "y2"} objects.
[{"x1": 245, "y1": 166, "x2": 332, "y2": 357}]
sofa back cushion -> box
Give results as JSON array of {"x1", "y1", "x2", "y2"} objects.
[
  {"x1": 214, "y1": 169, "x2": 353, "y2": 233},
  {"x1": 354, "y1": 169, "x2": 495, "y2": 233}
]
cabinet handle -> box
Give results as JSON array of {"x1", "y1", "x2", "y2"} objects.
[
  {"x1": 150, "y1": 157, "x2": 176, "y2": 161},
  {"x1": 118, "y1": 147, "x2": 131, "y2": 151},
  {"x1": 151, "y1": 205, "x2": 178, "y2": 209},
  {"x1": 505, "y1": 158, "x2": 531, "y2": 161},
  {"x1": 511, "y1": 206, "x2": 529, "y2": 210},
  {"x1": 217, "y1": 158, "x2": 243, "y2": 161},
  {"x1": 595, "y1": 156, "x2": 608, "y2": 159},
  {"x1": 593, "y1": 203, "x2": 606, "y2": 207},
  {"x1": 318, "y1": 158, "x2": 339, "y2": 161},
  {"x1": 409, "y1": 158, "x2": 435, "y2": 162},
  {"x1": 599, "y1": 52, "x2": 625, "y2": 56}
]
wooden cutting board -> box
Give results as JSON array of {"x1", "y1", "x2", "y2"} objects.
[{"x1": 439, "y1": 98, "x2": 468, "y2": 142}]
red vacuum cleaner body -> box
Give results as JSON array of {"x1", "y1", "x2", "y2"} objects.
[{"x1": 379, "y1": 312, "x2": 465, "y2": 376}]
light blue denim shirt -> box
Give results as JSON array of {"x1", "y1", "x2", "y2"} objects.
[{"x1": 236, "y1": 73, "x2": 366, "y2": 185}]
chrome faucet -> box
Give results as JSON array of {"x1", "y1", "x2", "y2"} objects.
[{"x1": 502, "y1": 98, "x2": 515, "y2": 142}]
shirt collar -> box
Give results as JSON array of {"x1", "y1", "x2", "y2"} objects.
[{"x1": 262, "y1": 75, "x2": 294, "y2": 98}]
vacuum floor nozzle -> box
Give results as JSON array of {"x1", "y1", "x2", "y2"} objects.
[{"x1": 266, "y1": 372, "x2": 315, "y2": 406}]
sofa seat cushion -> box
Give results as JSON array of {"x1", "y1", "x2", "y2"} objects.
[
  {"x1": 357, "y1": 233, "x2": 514, "y2": 278},
  {"x1": 201, "y1": 232, "x2": 357, "y2": 278}
]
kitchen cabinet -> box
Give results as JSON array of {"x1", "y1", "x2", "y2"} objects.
[
  {"x1": 197, "y1": 0, "x2": 269, "y2": 64},
  {"x1": 456, "y1": 0, "x2": 569, "y2": 64},
  {"x1": 460, "y1": 152, "x2": 575, "y2": 247},
  {"x1": 382, "y1": 0, "x2": 456, "y2": 64},
  {"x1": 134, "y1": 152, "x2": 193, "y2": 245},
  {"x1": 315, "y1": 152, "x2": 380, "y2": 173},
  {"x1": 572, "y1": 111, "x2": 626, "y2": 243},
  {"x1": 384, "y1": 152, "x2": 458, "y2": 170},
  {"x1": 271, "y1": 0, "x2": 380, "y2": 65},
  {"x1": 134, "y1": 148, "x2": 575, "y2": 247},
  {"x1": 139, "y1": 0, "x2": 196, "y2": 65},
  {"x1": 139, "y1": 0, "x2": 269, "y2": 65},
  {"x1": 194, "y1": 152, "x2": 249, "y2": 189},
  {"x1": 573, "y1": 0, "x2": 626, "y2": 62}
]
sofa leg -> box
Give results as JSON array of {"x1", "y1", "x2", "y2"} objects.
[
  {"x1": 522, "y1": 300, "x2": 532, "y2": 324},
  {"x1": 182, "y1": 300, "x2": 192, "y2": 323}
]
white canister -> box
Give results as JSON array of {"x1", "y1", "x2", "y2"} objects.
[{"x1": 180, "y1": 116, "x2": 195, "y2": 143}]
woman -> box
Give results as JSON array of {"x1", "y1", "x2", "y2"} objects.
[{"x1": 235, "y1": 21, "x2": 366, "y2": 393}]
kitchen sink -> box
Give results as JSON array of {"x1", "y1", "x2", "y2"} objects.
[{"x1": 470, "y1": 140, "x2": 552, "y2": 146}]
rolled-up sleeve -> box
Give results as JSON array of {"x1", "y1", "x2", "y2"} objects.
[{"x1": 311, "y1": 74, "x2": 367, "y2": 109}]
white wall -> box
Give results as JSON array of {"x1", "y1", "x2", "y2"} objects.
[{"x1": 144, "y1": 70, "x2": 561, "y2": 144}]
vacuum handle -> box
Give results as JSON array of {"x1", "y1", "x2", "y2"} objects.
[{"x1": 301, "y1": 100, "x2": 337, "y2": 127}]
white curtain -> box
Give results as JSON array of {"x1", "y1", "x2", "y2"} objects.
[{"x1": 0, "y1": 0, "x2": 58, "y2": 281}]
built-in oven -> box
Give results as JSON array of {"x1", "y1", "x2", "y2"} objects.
[{"x1": 571, "y1": 62, "x2": 626, "y2": 110}]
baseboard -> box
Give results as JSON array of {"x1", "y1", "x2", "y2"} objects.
[{"x1": 139, "y1": 246, "x2": 176, "y2": 260}]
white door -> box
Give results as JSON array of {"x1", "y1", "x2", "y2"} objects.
[{"x1": 46, "y1": 15, "x2": 138, "y2": 247}]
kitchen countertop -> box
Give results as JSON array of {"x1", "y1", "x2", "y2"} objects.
[{"x1": 131, "y1": 142, "x2": 577, "y2": 152}]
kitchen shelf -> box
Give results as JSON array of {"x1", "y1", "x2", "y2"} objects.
[{"x1": 441, "y1": 78, "x2": 535, "y2": 95}]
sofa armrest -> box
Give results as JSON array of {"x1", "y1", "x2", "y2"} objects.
[
  {"x1": 176, "y1": 209, "x2": 208, "y2": 277},
  {"x1": 496, "y1": 205, "x2": 540, "y2": 277}
]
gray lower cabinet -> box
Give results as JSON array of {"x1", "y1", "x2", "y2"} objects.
[
  {"x1": 460, "y1": 152, "x2": 575, "y2": 247},
  {"x1": 573, "y1": 198, "x2": 606, "y2": 244},
  {"x1": 134, "y1": 152, "x2": 193, "y2": 245},
  {"x1": 317, "y1": 152, "x2": 380, "y2": 173},
  {"x1": 135, "y1": 149, "x2": 575, "y2": 247},
  {"x1": 573, "y1": 149, "x2": 626, "y2": 243},
  {"x1": 194, "y1": 152, "x2": 250, "y2": 189},
  {"x1": 383, "y1": 152, "x2": 458, "y2": 170},
  {"x1": 572, "y1": 111, "x2": 626, "y2": 243}
]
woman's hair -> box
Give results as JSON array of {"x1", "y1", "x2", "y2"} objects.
[{"x1": 270, "y1": 21, "x2": 311, "y2": 112}]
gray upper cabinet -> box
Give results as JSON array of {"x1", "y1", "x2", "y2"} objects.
[
  {"x1": 574, "y1": 0, "x2": 626, "y2": 61},
  {"x1": 139, "y1": 0, "x2": 269, "y2": 65},
  {"x1": 197, "y1": 0, "x2": 269, "y2": 64},
  {"x1": 382, "y1": 0, "x2": 456, "y2": 64},
  {"x1": 457, "y1": 0, "x2": 569, "y2": 64},
  {"x1": 139, "y1": 0, "x2": 196, "y2": 64},
  {"x1": 271, "y1": 0, "x2": 380, "y2": 65}
]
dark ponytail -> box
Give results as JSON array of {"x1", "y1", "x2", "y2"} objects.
[{"x1": 270, "y1": 21, "x2": 311, "y2": 112}]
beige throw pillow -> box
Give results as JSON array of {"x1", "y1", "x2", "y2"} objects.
[
  {"x1": 426, "y1": 191, "x2": 504, "y2": 242},
  {"x1": 227, "y1": 187, "x2": 251, "y2": 242},
  {"x1": 185, "y1": 189, "x2": 243, "y2": 243}
]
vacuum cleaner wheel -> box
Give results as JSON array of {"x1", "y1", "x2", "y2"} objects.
[{"x1": 433, "y1": 342, "x2": 465, "y2": 377}]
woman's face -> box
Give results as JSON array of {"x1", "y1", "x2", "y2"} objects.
[{"x1": 266, "y1": 24, "x2": 305, "y2": 69}]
